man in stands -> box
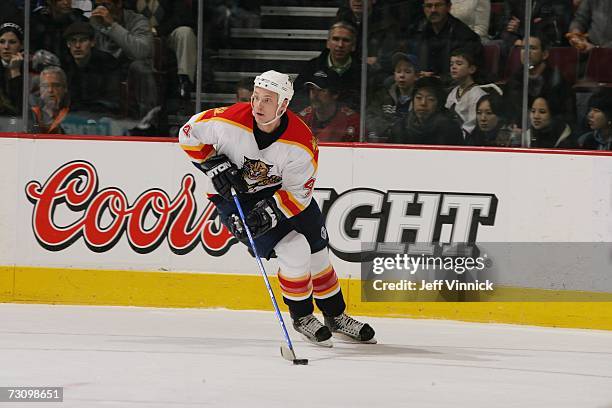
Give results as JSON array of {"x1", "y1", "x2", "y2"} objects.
[
  {"x1": 293, "y1": 21, "x2": 361, "y2": 111},
  {"x1": 298, "y1": 69, "x2": 360, "y2": 142},
  {"x1": 63, "y1": 21, "x2": 121, "y2": 114},
  {"x1": 504, "y1": 32, "x2": 574, "y2": 123},
  {"x1": 409, "y1": 0, "x2": 483, "y2": 83}
]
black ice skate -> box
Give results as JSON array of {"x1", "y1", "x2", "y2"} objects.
[
  {"x1": 293, "y1": 314, "x2": 333, "y2": 347},
  {"x1": 324, "y1": 313, "x2": 377, "y2": 344}
]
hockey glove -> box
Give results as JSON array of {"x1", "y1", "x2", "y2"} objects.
[
  {"x1": 199, "y1": 154, "x2": 248, "y2": 201},
  {"x1": 228, "y1": 198, "x2": 284, "y2": 241}
]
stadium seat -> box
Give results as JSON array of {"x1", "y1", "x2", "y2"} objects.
[
  {"x1": 502, "y1": 46, "x2": 521, "y2": 81},
  {"x1": 483, "y1": 43, "x2": 501, "y2": 81},
  {"x1": 547, "y1": 47, "x2": 579, "y2": 85},
  {"x1": 574, "y1": 47, "x2": 612, "y2": 90}
]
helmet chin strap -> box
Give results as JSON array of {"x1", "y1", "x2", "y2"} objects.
[{"x1": 252, "y1": 101, "x2": 286, "y2": 127}]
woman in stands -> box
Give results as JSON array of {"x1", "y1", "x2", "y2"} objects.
[
  {"x1": 466, "y1": 92, "x2": 516, "y2": 146},
  {"x1": 526, "y1": 96, "x2": 575, "y2": 148},
  {"x1": 0, "y1": 22, "x2": 24, "y2": 116},
  {"x1": 578, "y1": 91, "x2": 612, "y2": 150}
]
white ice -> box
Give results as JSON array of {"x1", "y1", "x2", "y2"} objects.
[{"x1": 1, "y1": 304, "x2": 612, "y2": 408}]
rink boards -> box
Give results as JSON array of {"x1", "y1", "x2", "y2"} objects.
[{"x1": 1, "y1": 133, "x2": 612, "y2": 330}]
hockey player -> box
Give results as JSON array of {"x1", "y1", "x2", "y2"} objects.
[{"x1": 178, "y1": 70, "x2": 375, "y2": 346}]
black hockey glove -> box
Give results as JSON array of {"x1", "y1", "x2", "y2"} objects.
[
  {"x1": 198, "y1": 154, "x2": 248, "y2": 201},
  {"x1": 228, "y1": 198, "x2": 284, "y2": 241}
]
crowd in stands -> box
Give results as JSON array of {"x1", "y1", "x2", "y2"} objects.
[{"x1": 0, "y1": 0, "x2": 611, "y2": 150}]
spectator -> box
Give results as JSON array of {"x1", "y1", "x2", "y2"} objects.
[
  {"x1": 30, "y1": 65, "x2": 70, "y2": 134},
  {"x1": 366, "y1": 51, "x2": 418, "y2": 142},
  {"x1": 567, "y1": 0, "x2": 612, "y2": 51},
  {"x1": 31, "y1": 0, "x2": 88, "y2": 64},
  {"x1": 496, "y1": 0, "x2": 572, "y2": 57},
  {"x1": 526, "y1": 96, "x2": 575, "y2": 148},
  {"x1": 235, "y1": 77, "x2": 254, "y2": 102},
  {"x1": 336, "y1": 0, "x2": 400, "y2": 72},
  {"x1": 293, "y1": 21, "x2": 362, "y2": 111},
  {"x1": 445, "y1": 48, "x2": 488, "y2": 136},
  {"x1": 397, "y1": 76, "x2": 464, "y2": 145},
  {"x1": 409, "y1": 0, "x2": 484, "y2": 81},
  {"x1": 63, "y1": 21, "x2": 121, "y2": 113},
  {"x1": 90, "y1": 0, "x2": 158, "y2": 119},
  {"x1": 466, "y1": 92, "x2": 517, "y2": 146},
  {"x1": 134, "y1": 0, "x2": 197, "y2": 99},
  {"x1": 504, "y1": 33, "x2": 574, "y2": 123},
  {"x1": 578, "y1": 91, "x2": 612, "y2": 150},
  {"x1": 298, "y1": 69, "x2": 360, "y2": 142},
  {"x1": 0, "y1": 22, "x2": 24, "y2": 116},
  {"x1": 450, "y1": 0, "x2": 491, "y2": 42}
]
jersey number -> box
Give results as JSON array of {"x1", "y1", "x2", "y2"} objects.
[{"x1": 303, "y1": 177, "x2": 316, "y2": 197}]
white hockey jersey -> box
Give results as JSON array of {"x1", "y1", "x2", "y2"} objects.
[{"x1": 178, "y1": 103, "x2": 319, "y2": 218}]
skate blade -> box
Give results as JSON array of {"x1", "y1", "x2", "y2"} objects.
[
  {"x1": 299, "y1": 333, "x2": 333, "y2": 348},
  {"x1": 332, "y1": 332, "x2": 378, "y2": 344}
]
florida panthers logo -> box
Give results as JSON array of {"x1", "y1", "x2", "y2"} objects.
[{"x1": 242, "y1": 157, "x2": 282, "y2": 190}]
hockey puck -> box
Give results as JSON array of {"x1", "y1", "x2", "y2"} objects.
[{"x1": 293, "y1": 359, "x2": 309, "y2": 365}]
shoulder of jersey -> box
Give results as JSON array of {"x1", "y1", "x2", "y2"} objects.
[
  {"x1": 281, "y1": 110, "x2": 318, "y2": 156},
  {"x1": 194, "y1": 102, "x2": 253, "y2": 131}
]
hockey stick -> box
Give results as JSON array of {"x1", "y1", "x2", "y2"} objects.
[{"x1": 230, "y1": 188, "x2": 308, "y2": 365}]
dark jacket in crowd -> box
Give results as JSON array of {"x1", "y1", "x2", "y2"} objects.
[
  {"x1": 64, "y1": 48, "x2": 122, "y2": 114},
  {"x1": 391, "y1": 110, "x2": 464, "y2": 145},
  {"x1": 466, "y1": 123, "x2": 514, "y2": 146},
  {"x1": 527, "y1": 117, "x2": 575, "y2": 148},
  {"x1": 578, "y1": 130, "x2": 612, "y2": 150},
  {"x1": 366, "y1": 80, "x2": 413, "y2": 141},
  {"x1": 0, "y1": 62, "x2": 23, "y2": 115},
  {"x1": 505, "y1": 64, "x2": 575, "y2": 123},
  {"x1": 410, "y1": 14, "x2": 484, "y2": 80}
]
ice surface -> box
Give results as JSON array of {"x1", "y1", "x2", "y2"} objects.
[{"x1": 1, "y1": 304, "x2": 612, "y2": 408}]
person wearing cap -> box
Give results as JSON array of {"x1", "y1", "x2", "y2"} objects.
[
  {"x1": 578, "y1": 91, "x2": 612, "y2": 150},
  {"x1": 178, "y1": 70, "x2": 376, "y2": 347},
  {"x1": 398, "y1": 76, "x2": 464, "y2": 145},
  {"x1": 0, "y1": 22, "x2": 24, "y2": 116},
  {"x1": 63, "y1": 21, "x2": 121, "y2": 114},
  {"x1": 366, "y1": 51, "x2": 418, "y2": 142},
  {"x1": 31, "y1": 0, "x2": 88, "y2": 65},
  {"x1": 298, "y1": 69, "x2": 360, "y2": 142}
]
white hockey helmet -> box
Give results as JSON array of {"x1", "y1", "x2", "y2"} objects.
[{"x1": 253, "y1": 70, "x2": 294, "y2": 109}]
